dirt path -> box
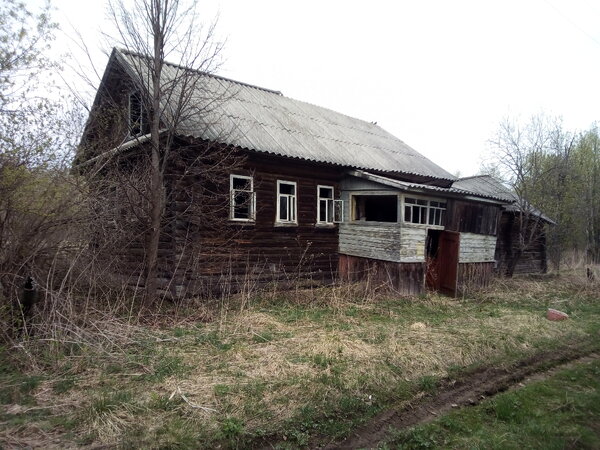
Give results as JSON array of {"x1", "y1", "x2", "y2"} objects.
[{"x1": 325, "y1": 346, "x2": 600, "y2": 450}]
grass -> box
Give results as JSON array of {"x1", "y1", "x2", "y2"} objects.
[
  {"x1": 0, "y1": 272, "x2": 599, "y2": 448},
  {"x1": 382, "y1": 357, "x2": 600, "y2": 449}
]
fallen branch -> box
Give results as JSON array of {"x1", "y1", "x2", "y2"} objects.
[{"x1": 169, "y1": 387, "x2": 217, "y2": 413}]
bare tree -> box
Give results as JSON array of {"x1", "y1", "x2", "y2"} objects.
[
  {"x1": 78, "y1": 0, "x2": 243, "y2": 303},
  {"x1": 487, "y1": 115, "x2": 569, "y2": 277}
]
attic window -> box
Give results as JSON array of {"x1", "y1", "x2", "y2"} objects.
[{"x1": 128, "y1": 91, "x2": 144, "y2": 137}]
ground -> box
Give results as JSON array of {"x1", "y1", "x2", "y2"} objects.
[{"x1": 1, "y1": 273, "x2": 599, "y2": 448}]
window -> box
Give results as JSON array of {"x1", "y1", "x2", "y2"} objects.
[
  {"x1": 317, "y1": 185, "x2": 344, "y2": 224},
  {"x1": 230, "y1": 175, "x2": 255, "y2": 221},
  {"x1": 277, "y1": 180, "x2": 297, "y2": 223},
  {"x1": 428, "y1": 200, "x2": 446, "y2": 226},
  {"x1": 317, "y1": 185, "x2": 334, "y2": 224},
  {"x1": 128, "y1": 91, "x2": 144, "y2": 137},
  {"x1": 352, "y1": 195, "x2": 398, "y2": 222},
  {"x1": 404, "y1": 197, "x2": 446, "y2": 226}
]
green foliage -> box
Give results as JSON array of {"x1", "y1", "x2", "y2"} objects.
[{"x1": 384, "y1": 359, "x2": 600, "y2": 449}]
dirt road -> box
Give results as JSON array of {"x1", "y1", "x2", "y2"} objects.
[{"x1": 326, "y1": 346, "x2": 599, "y2": 449}]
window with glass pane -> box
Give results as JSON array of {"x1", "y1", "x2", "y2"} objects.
[
  {"x1": 317, "y1": 185, "x2": 334, "y2": 224},
  {"x1": 428, "y1": 201, "x2": 446, "y2": 226},
  {"x1": 230, "y1": 175, "x2": 255, "y2": 221},
  {"x1": 404, "y1": 197, "x2": 446, "y2": 226},
  {"x1": 277, "y1": 180, "x2": 297, "y2": 223},
  {"x1": 404, "y1": 197, "x2": 427, "y2": 224}
]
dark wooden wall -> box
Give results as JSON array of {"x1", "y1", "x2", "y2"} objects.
[
  {"x1": 167, "y1": 148, "x2": 344, "y2": 296},
  {"x1": 495, "y1": 212, "x2": 548, "y2": 276},
  {"x1": 338, "y1": 254, "x2": 424, "y2": 295},
  {"x1": 445, "y1": 199, "x2": 501, "y2": 236}
]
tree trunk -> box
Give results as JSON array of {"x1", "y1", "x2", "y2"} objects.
[
  {"x1": 145, "y1": 145, "x2": 163, "y2": 303},
  {"x1": 505, "y1": 249, "x2": 522, "y2": 278},
  {"x1": 145, "y1": 10, "x2": 165, "y2": 304}
]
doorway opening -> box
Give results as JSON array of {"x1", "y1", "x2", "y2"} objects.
[{"x1": 426, "y1": 229, "x2": 442, "y2": 290}]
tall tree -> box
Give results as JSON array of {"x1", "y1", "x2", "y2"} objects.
[
  {"x1": 487, "y1": 115, "x2": 565, "y2": 276},
  {"x1": 99, "y1": 0, "x2": 230, "y2": 302}
]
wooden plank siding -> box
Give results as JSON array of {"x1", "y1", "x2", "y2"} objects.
[
  {"x1": 459, "y1": 233, "x2": 497, "y2": 263},
  {"x1": 457, "y1": 262, "x2": 494, "y2": 295},
  {"x1": 339, "y1": 223, "x2": 402, "y2": 262},
  {"x1": 338, "y1": 254, "x2": 424, "y2": 295},
  {"x1": 446, "y1": 199, "x2": 501, "y2": 236}
]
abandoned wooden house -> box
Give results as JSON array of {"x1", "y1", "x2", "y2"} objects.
[
  {"x1": 453, "y1": 175, "x2": 555, "y2": 276},
  {"x1": 77, "y1": 48, "x2": 532, "y2": 297}
]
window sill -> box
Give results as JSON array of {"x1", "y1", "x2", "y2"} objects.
[
  {"x1": 230, "y1": 219, "x2": 255, "y2": 226},
  {"x1": 403, "y1": 222, "x2": 445, "y2": 230},
  {"x1": 274, "y1": 222, "x2": 298, "y2": 227},
  {"x1": 315, "y1": 223, "x2": 336, "y2": 228}
]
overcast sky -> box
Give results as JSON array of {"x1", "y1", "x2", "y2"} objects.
[{"x1": 52, "y1": 0, "x2": 600, "y2": 177}]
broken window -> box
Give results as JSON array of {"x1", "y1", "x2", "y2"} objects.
[
  {"x1": 230, "y1": 175, "x2": 255, "y2": 221},
  {"x1": 128, "y1": 91, "x2": 145, "y2": 137},
  {"x1": 352, "y1": 195, "x2": 398, "y2": 222}
]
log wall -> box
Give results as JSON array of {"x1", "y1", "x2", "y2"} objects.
[
  {"x1": 495, "y1": 212, "x2": 548, "y2": 275},
  {"x1": 169, "y1": 148, "x2": 344, "y2": 295}
]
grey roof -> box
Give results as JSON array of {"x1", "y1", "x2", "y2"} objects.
[
  {"x1": 452, "y1": 175, "x2": 515, "y2": 202},
  {"x1": 349, "y1": 170, "x2": 507, "y2": 204},
  {"x1": 114, "y1": 49, "x2": 455, "y2": 181},
  {"x1": 453, "y1": 175, "x2": 556, "y2": 224}
]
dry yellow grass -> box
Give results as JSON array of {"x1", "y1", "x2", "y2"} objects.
[{"x1": 4, "y1": 274, "x2": 598, "y2": 448}]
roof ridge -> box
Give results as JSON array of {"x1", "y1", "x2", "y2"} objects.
[
  {"x1": 116, "y1": 47, "x2": 283, "y2": 95},
  {"x1": 457, "y1": 174, "x2": 491, "y2": 181}
]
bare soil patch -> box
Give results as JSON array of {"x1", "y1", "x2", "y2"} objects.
[{"x1": 326, "y1": 345, "x2": 600, "y2": 449}]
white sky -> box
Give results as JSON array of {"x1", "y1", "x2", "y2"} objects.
[{"x1": 50, "y1": 0, "x2": 600, "y2": 177}]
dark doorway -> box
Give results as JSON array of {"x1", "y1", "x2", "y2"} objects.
[
  {"x1": 438, "y1": 231, "x2": 460, "y2": 296},
  {"x1": 426, "y1": 230, "x2": 460, "y2": 296},
  {"x1": 426, "y1": 229, "x2": 442, "y2": 290}
]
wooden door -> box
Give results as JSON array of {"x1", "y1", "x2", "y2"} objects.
[{"x1": 437, "y1": 230, "x2": 460, "y2": 297}]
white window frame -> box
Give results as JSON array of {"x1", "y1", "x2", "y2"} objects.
[
  {"x1": 128, "y1": 91, "x2": 144, "y2": 137},
  {"x1": 317, "y1": 185, "x2": 334, "y2": 224},
  {"x1": 276, "y1": 180, "x2": 297, "y2": 224},
  {"x1": 402, "y1": 195, "x2": 446, "y2": 227},
  {"x1": 230, "y1": 174, "x2": 255, "y2": 222}
]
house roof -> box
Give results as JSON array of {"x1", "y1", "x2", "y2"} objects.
[
  {"x1": 452, "y1": 175, "x2": 515, "y2": 202},
  {"x1": 110, "y1": 48, "x2": 456, "y2": 181},
  {"x1": 349, "y1": 170, "x2": 507, "y2": 204},
  {"x1": 452, "y1": 175, "x2": 556, "y2": 224}
]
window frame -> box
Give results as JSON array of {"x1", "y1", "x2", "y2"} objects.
[
  {"x1": 276, "y1": 180, "x2": 298, "y2": 225},
  {"x1": 317, "y1": 185, "x2": 335, "y2": 225},
  {"x1": 402, "y1": 195, "x2": 446, "y2": 227},
  {"x1": 128, "y1": 91, "x2": 145, "y2": 137},
  {"x1": 230, "y1": 174, "x2": 255, "y2": 222}
]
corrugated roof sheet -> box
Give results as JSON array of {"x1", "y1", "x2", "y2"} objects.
[
  {"x1": 453, "y1": 175, "x2": 556, "y2": 224},
  {"x1": 349, "y1": 170, "x2": 507, "y2": 203},
  {"x1": 452, "y1": 175, "x2": 515, "y2": 202},
  {"x1": 115, "y1": 49, "x2": 455, "y2": 181}
]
